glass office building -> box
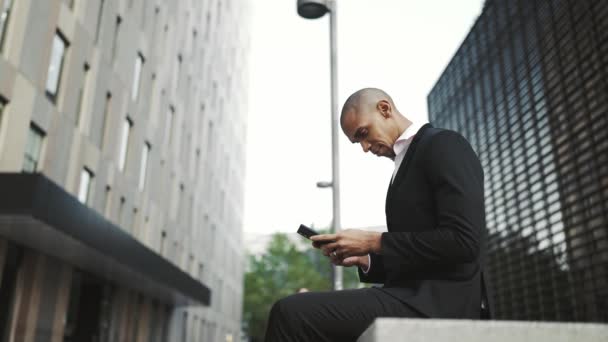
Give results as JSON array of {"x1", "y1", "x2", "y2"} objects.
[{"x1": 428, "y1": 0, "x2": 607, "y2": 321}]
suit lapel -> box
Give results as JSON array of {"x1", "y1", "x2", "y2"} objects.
[{"x1": 388, "y1": 123, "x2": 433, "y2": 198}]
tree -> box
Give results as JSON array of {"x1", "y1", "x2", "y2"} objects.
[{"x1": 242, "y1": 232, "x2": 363, "y2": 341}]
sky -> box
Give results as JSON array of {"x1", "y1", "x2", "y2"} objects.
[{"x1": 243, "y1": 0, "x2": 485, "y2": 235}]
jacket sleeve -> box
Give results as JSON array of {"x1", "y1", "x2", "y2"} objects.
[
  {"x1": 358, "y1": 253, "x2": 386, "y2": 283},
  {"x1": 380, "y1": 131, "x2": 485, "y2": 270}
]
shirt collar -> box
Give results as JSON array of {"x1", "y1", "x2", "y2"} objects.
[{"x1": 392, "y1": 120, "x2": 427, "y2": 156}]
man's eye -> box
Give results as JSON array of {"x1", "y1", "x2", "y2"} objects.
[{"x1": 355, "y1": 129, "x2": 367, "y2": 141}]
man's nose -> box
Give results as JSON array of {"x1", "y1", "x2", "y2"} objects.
[{"x1": 360, "y1": 141, "x2": 370, "y2": 152}]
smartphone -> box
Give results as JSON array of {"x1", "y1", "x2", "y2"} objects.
[{"x1": 297, "y1": 224, "x2": 320, "y2": 239}]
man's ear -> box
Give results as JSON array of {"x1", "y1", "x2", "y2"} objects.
[{"x1": 377, "y1": 100, "x2": 392, "y2": 118}]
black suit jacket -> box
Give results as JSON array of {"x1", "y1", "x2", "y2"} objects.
[{"x1": 358, "y1": 123, "x2": 494, "y2": 319}]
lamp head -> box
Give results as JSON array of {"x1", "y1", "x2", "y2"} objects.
[
  {"x1": 316, "y1": 181, "x2": 333, "y2": 188},
  {"x1": 297, "y1": 0, "x2": 330, "y2": 19}
]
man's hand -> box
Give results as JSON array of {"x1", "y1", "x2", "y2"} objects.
[
  {"x1": 328, "y1": 255, "x2": 369, "y2": 269},
  {"x1": 311, "y1": 229, "x2": 382, "y2": 259}
]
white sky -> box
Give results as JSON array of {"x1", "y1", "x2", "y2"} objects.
[{"x1": 243, "y1": 0, "x2": 484, "y2": 234}]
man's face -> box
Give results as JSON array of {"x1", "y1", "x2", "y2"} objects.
[{"x1": 342, "y1": 107, "x2": 396, "y2": 159}]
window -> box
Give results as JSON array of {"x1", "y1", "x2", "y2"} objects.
[
  {"x1": 205, "y1": 11, "x2": 211, "y2": 40},
  {"x1": 0, "y1": 98, "x2": 5, "y2": 131},
  {"x1": 94, "y1": 0, "x2": 105, "y2": 43},
  {"x1": 182, "y1": 312, "x2": 188, "y2": 342},
  {"x1": 23, "y1": 123, "x2": 45, "y2": 173},
  {"x1": 103, "y1": 185, "x2": 111, "y2": 216},
  {"x1": 0, "y1": 0, "x2": 13, "y2": 52},
  {"x1": 216, "y1": 0, "x2": 222, "y2": 27},
  {"x1": 45, "y1": 31, "x2": 68, "y2": 101},
  {"x1": 153, "y1": 6, "x2": 159, "y2": 34},
  {"x1": 175, "y1": 184, "x2": 184, "y2": 219},
  {"x1": 77, "y1": 167, "x2": 93, "y2": 204},
  {"x1": 132, "y1": 294, "x2": 143, "y2": 341},
  {"x1": 99, "y1": 92, "x2": 111, "y2": 148},
  {"x1": 165, "y1": 106, "x2": 174, "y2": 146},
  {"x1": 194, "y1": 148, "x2": 201, "y2": 178},
  {"x1": 138, "y1": 142, "x2": 150, "y2": 190},
  {"x1": 176, "y1": 54, "x2": 182, "y2": 89},
  {"x1": 63, "y1": 271, "x2": 82, "y2": 339},
  {"x1": 140, "y1": 1, "x2": 147, "y2": 29},
  {"x1": 210, "y1": 224, "x2": 216, "y2": 257},
  {"x1": 111, "y1": 16, "x2": 121, "y2": 63},
  {"x1": 131, "y1": 207, "x2": 138, "y2": 234},
  {"x1": 63, "y1": 272, "x2": 107, "y2": 341},
  {"x1": 192, "y1": 29, "x2": 198, "y2": 54},
  {"x1": 206, "y1": 121, "x2": 214, "y2": 162},
  {"x1": 150, "y1": 72, "x2": 156, "y2": 102},
  {"x1": 0, "y1": 244, "x2": 22, "y2": 341},
  {"x1": 98, "y1": 284, "x2": 114, "y2": 341},
  {"x1": 219, "y1": 190, "x2": 225, "y2": 219},
  {"x1": 217, "y1": 279, "x2": 223, "y2": 308},
  {"x1": 118, "y1": 117, "x2": 132, "y2": 172},
  {"x1": 201, "y1": 320, "x2": 207, "y2": 341},
  {"x1": 172, "y1": 241, "x2": 178, "y2": 262},
  {"x1": 118, "y1": 196, "x2": 125, "y2": 226},
  {"x1": 75, "y1": 63, "x2": 90, "y2": 126},
  {"x1": 132, "y1": 53, "x2": 144, "y2": 101},
  {"x1": 160, "y1": 230, "x2": 167, "y2": 255}
]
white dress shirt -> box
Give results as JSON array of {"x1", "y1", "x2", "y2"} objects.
[
  {"x1": 361, "y1": 119, "x2": 428, "y2": 274},
  {"x1": 391, "y1": 120, "x2": 428, "y2": 182}
]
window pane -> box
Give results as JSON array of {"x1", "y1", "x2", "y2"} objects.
[
  {"x1": 25, "y1": 130, "x2": 35, "y2": 157},
  {"x1": 0, "y1": 0, "x2": 13, "y2": 52},
  {"x1": 94, "y1": 0, "x2": 105, "y2": 43},
  {"x1": 139, "y1": 142, "x2": 150, "y2": 190},
  {"x1": 206, "y1": 121, "x2": 214, "y2": 164},
  {"x1": 75, "y1": 63, "x2": 90, "y2": 126},
  {"x1": 22, "y1": 158, "x2": 35, "y2": 173},
  {"x1": 118, "y1": 118, "x2": 131, "y2": 171},
  {"x1": 30, "y1": 130, "x2": 42, "y2": 160},
  {"x1": 0, "y1": 100, "x2": 4, "y2": 125},
  {"x1": 165, "y1": 107, "x2": 174, "y2": 146},
  {"x1": 132, "y1": 54, "x2": 143, "y2": 100},
  {"x1": 99, "y1": 92, "x2": 111, "y2": 148},
  {"x1": 23, "y1": 125, "x2": 44, "y2": 173},
  {"x1": 63, "y1": 271, "x2": 82, "y2": 339},
  {"x1": 78, "y1": 168, "x2": 92, "y2": 204},
  {"x1": 0, "y1": 244, "x2": 22, "y2": 340},
  {"x1": 45, "y1": 33, "x2": 67, "y2": 96},
  {"x1": 111, "y1": 16, "x2": 121, "y2": 62}
]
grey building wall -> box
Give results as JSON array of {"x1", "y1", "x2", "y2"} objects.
[{"x1": 0, "y1": 0, "x2": 250, "y2": 340}]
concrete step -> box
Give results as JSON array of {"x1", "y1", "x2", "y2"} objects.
[{"x1": 358, "y1": 318, "x2": 608, "y2": 342}]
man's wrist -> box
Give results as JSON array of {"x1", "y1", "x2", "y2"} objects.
[
  {"x1": 359, "y1": 254, "x2": 371, "y2": 273},
  {"x1": 367, "y1": 232, "x2": 382, "y2": 254}
]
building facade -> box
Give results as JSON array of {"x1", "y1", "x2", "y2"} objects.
[
  {"x1": 427, "y1": 0, "x2": 607, "y2": 322},
  {"x1": 0, "y1": 0, "x2": 250, "y2": 341}
]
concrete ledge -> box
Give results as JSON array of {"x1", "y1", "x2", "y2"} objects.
[{"x1": 357, "y1": 318, "x2": 608, "y2": 342}]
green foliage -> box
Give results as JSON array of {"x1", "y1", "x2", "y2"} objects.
[{"x1": 242, "y1": 232, "x2": 364, "y2": 341}]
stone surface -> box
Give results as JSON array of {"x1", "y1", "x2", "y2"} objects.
[{"x1": 358, "y1": 318, "x2": 608, "y2": 342}]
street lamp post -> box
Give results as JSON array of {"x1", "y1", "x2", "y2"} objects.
[{"x1": 298, "y1": 0, "x2": 342, "y2": 291}]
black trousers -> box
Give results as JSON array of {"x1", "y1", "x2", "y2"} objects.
[{"x1": 264, "y1": 287, "x2": 424, "y2": 342}]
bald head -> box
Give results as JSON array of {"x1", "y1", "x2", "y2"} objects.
[
  {"x1": 340, "y1": 88, "x2": 396, "y2": 126},
  {"x1": 339, "y1": 88, "x2": 409, "y2": 159}
]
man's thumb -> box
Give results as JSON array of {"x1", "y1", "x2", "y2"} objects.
[{"x1": 342, "y1": 256, "x2": 359, "y2": 266}]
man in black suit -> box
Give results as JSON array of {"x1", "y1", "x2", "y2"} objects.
[{"x1": 264, "y1": 88, "x2": 492, "y2": 342}]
